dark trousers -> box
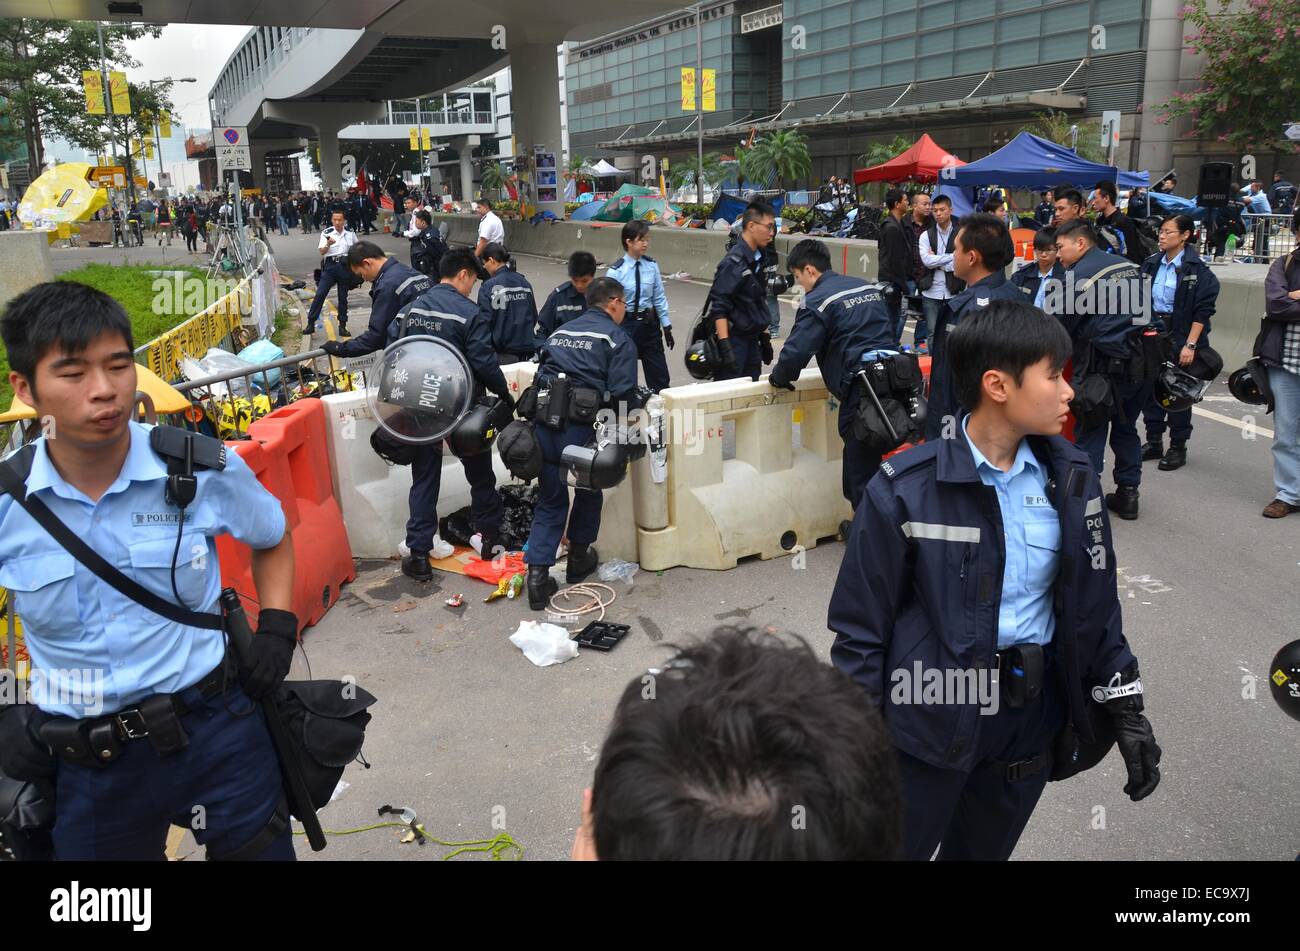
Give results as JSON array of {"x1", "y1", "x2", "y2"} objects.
[
  {"x1": 888, "y1": 292, "x2": 906, "y2": 345},
  {"x1": 406, "y1": 442, "x2": 503, "y2": 554},
  {"x1": 838, "y1": 383, "x2": 883, "y2": 508},
  {"x1": 897, "y1": 658, "x2": 1066, "y2": 860},
  {"x1": 52, "y1": 682, "x2": 293, "y2": 861},
  {"x1": 525, "y1": 424, "x2": 603, "y2": 567},
  {"x1": 184, "y1": 229, "x2": 198, "y2": 253},
  {"x1": 1075, "y1": 376, "x2": 1153, "y2": 487},
  {"x1": 306, "y1": 260, "x2": 350, "y2": 331},
  {"x1": 1143, "y1": 399, "x2": 1193, "y2": 444},
  {"x1": 714, "y1": 334, "x2": 762, "y2": 382},
  {"x1": 625, "y1": 314, "x2": 670, "y2": 392}
]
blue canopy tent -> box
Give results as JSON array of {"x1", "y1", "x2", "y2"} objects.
[
  {"x1": 706, "y1": 191, "x2": 784, "y2": 225},
  {"x1": 951, "y1": 133, "x2": 1149, "y2": 190},
  {"x1": 570, "y1": 200, "x2": 605, "y2": 221}
]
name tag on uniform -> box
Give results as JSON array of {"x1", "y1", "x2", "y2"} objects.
[
  {"x1": 1023, "y1": 495, "x2": 1052, "y2": 508},
  {"x1": 132, "y1": 511, "x2": 194, "y2": 526}
]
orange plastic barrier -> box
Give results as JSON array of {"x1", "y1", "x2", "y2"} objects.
[{"x1": 217, "y1": 398, "x2": 356, "y2": 633}]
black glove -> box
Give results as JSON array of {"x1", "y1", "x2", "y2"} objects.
[
  {"x1": 760, "y1": 334, "x2": 774, "y2": 365},
  {"x1": 716, "y1": 336, "x2": 738, "y2": 373},
  {"x1": 663, "y1": 326, "x2": 675, "y2": 350},
  {"x1": 241, "y1": 609, "x2": 298, "y2": 699},
  {"x1": 321, "y1": 339, "x2": 344, "y2": 357},
  {"x1": 769, "y1": 372, "x2": 796, "y2": 391},
  {"x1": 0, "y1": 704, "x2": 55, "y2": 783},
  {"x1": 497, "y1": 391, "x2": 517, "y2": 412},
  {"x1": 1101, "y1": 666, "x2": 1161, "y2": 801}
]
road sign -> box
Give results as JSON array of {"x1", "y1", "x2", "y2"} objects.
[
  {"x1": 1285, "y1": 123, "x2": 1300, "y2": 142},
  {"x1": 1101, "y1": 110, "x2": 1122, "y2": 149},
  {"x1": 216, "y1": 126, "x2": 252, "y2": 174},
  {"x1": 86, "y1": 165, "x2": 127, "y2": 189}
]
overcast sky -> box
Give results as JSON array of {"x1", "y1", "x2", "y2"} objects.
[{"x1": 124, "y1": 24, "x2": 249, "y2": 131}]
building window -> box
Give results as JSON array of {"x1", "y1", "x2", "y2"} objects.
[
  {"x1": 1040, "y1": 31, "x2": 1087, "y2": 61},
  {"x1": 999, "y1": 11, "x2": 1041, "y2": 43},
  {"x1": 853, "y1": 0, "x2": 884, "y2": 17},
  {"x1": 995, "y1": 37, "x2": 1038, "y2": 68},
  {"x1": 919, "y1": 28, "x2": 954, "y2": 55},
  {"x1": 852, "y1": 42, "x2": 883, "y2": 67},
  {"x1": 920, "y1": 1, "x2": 955, "y2": 29},
  {"x1": 956, "y1": 0, "x2": 996, "y2": 19},
  {"x1": 883, "y1": 36, "x2": 916, "y2": 61},
  {"x1": 955, "y1": 21, "x2": 995, "y2": 48},
  {"x1": 882, "y1": 60, "x2": 913, "y2": 84},
  {"x1": 852, "y1": 65, "x2": 882, "y2": 89},
  {"x1": 852, "y1": 18, "x2": 884, "y2": 43},
  {"x1": 954, "y1": 46, "x2": 994, "y2": 73},
  {"x1": 917, "y1": 52, "x2": 953, "y2": 80},
  {"x1": 883, "y1": 9, "x2": 917, "y2": 36}
]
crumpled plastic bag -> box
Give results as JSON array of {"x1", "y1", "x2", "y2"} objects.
[
  {"x1": 597, "y1": 559, "x2": 639, "y2": 586},
  {"x1": 509, "y1": 620, "x2": 579, "y2": 667},
  {"x1": 180, "y1": 347, "x2": 256, "y2": 400}
]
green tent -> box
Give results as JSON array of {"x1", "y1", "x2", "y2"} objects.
[{"x1": 593, "y1": 183, "x2": 679, "y2": 222}]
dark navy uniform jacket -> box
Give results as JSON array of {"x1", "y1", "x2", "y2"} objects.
[
  {"x1": 393, "y1": 282, "x2": 511, "y2": 400},
  {"x1": 925, "y1": 271, "x2": 1024, "y2": 440},
  {"x1": 409, "y1": 225, "x2": 446, "y2": 276},
  {"x1": 770, "y1": 272, "x2": 897, "y2": 398},
  {"x1": 1139, "y1": 245, "x2": 1218, "y2": 348},
  {"x1": 478, "y1": 267, "x2": 540, "y2": 356},
  {"x1": 536, "y1": 281, "x2": 588, "y2": 338},
  {"x1": 331, "y1": 257, "x2": 431, "y2": 358},
  {"x1": 536, "y1": 307, "x2": 639, "y2": 405},
  {"x1": 1056, "y1": 246, "x2": 1156, "y2": 364},
  {"x1": 828, "y1": 431, "x2": 1136, "y2": 771},
  {"x1": 1009, "y1": 261, "x2": 1065, "y2": 303},
  {"x1": 705, "y1": 242, "x2": 770, "y2": 337}
]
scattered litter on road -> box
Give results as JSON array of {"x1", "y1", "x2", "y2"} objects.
[
  {"x1": 575, "y1": 619, "x2": 631, "y2": 652},
  {"x1": 509, "y1": 620, "x2": 580, "y2": 666},
  {"x1": 445, "y1": 593, "x2": 464, "y2": 608},
  {"x1": 329, "y1": 779, "x2": 350, "y2": 803},
  {"x1": 598, "y1": 559, "x2": 639, "y2": 585},
  {"x1": 394, "y1": 600, "x2": 417, "y2": 613}
]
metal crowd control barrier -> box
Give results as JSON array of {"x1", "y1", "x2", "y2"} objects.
[{"x1": 1242, "y1": 214, "x2": 1297, "y2": 264}]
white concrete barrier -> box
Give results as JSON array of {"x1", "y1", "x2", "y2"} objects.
[{"x1": 635, "y1": 371, "x2": 851, "y2": 571}]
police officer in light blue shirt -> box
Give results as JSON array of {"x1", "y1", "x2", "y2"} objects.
[
  {"x1": 0, "y1": 282, "x2": 300, "y2": 861},
  {"x1": 606, "y1": 220, "x2": 674, "y2": 391}
]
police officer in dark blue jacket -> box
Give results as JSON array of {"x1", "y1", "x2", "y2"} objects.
[
  {"x1": 1009, "y1": 228, "x2": 1065, "y2": 308},
  {"x1": 537, "y1": 251, "x2": 597, "y2": 339},
  {"x1": 1138, "y1": 214, "x2": 1219, "y2": 471},
  {"x1": 924, "y1": 213, "x2": 1023, "y2": 441},
  {"x1": 326, "y1": 248, "x2": 512, "y2": 580},
  {"x1": 321, "y1": 242, "x2": 431, "y2": 360},
  {"x1": 478, "y1": 242, "x2": 540, "y2": 363},
  {"x1": 409, "y1": 209, "x2": 447, "y2": 278},
  {"x1": 1050, "y1": 218, "x2": 1163, "y2": 519},
  {"x1": 769, "y1": 238, "x2": 898, "y2": 508},
  {"x1": 525, "y1": 277, "x2": 640, "y2": 610},
  {"x1": 829, "y1": 301, "x2": 1161, "y2": 860},
  {"x1": 705, "y1": 200, "x2": 778, "y2": 381}
]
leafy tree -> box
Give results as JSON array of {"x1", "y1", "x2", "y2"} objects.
[
  {"x1": 1021, "y1": 109, "x2": 1105, "y2": 163},
  {"x1": 0, "y1": 18, "x2": 162, "y2": 182},
  {"x1": 480, "y1": 160, "x2": 506, "y2": 198},
  {"x1": 741, "y1": 129, "x2": 812, "y2": 191},
  {"x1": 670, "y1": 151, "x2": 728, "y2": 193},
  {"x1": 856, "y1": 134, "x2": 914, "y2": 170},
  {"x1": 1158, "y1": 0, "x2": 1300, "y2": 154}
]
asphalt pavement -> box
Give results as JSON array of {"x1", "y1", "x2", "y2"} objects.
[{"x1": 46, "y1": 226, "x2": 1300, "y2": 861}]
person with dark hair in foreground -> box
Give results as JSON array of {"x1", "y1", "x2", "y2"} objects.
[
  {"x1": 829, "y1": 300, "x2": 1161, "y2": 860},
  {"x1": 573, "y1": 627, "x2": 902, "y2": 860}
]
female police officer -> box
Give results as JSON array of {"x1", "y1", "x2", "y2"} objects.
[{"x1": 1139, "y1": 214, "x2": 1220, "y2": 471}]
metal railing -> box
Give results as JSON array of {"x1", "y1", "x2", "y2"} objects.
[
  {"x1": 1241, "y1": 214, "x2": 1297, "y2": 264},
  {"x1": 356, "y1": 110, "x2": 495, "y2": 127}
]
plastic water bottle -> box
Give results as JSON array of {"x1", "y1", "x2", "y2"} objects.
[{"x1": 1226, "y1": 233, "x2": 1238, "y2": 255}]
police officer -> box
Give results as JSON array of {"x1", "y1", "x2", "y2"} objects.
[
  {"x1": 329, "y1": 248, "x2": 513, "y2": 580},
  {"x1": 1009, "y1": 228, "x2": 1065, "y2": 309},
  {"x1": 525, "y1": 276, "x2": 640, "y2": 610},
  {"x1": 1051, "y1": 218, "x2": 1161, "y2": 520},
  {"x1": 1138, "y1": 214, "x2": 1219, "y2": 472},
  {"x1": 768, "y1": 238, "x2": 898, "y2": 510},
  {"x1": 305, "y1": 209, "x2": 357, "y2": 337},
  {"x1": 408, "y1": 209, "x2": 447, "y2": 279},
  {"x1": 606, "y1": 221, "x2": 675, "y2": 392},
  {"x1": 537, "y1": 251, "x2": 597, "y2": 338},
  {"x1": 706, "y1": 200, "x2": 778, "y2": 382},
  {"x1": 478, "y1": 243, "x2": 540, "y2": 364},
  {"x1": 0, "y1": 281, "x2": 300, "y2": 860},
  {"x1": 321, "y1": 241, "x2": 431, "y2": 361},
  {"x1": 829, "y1": 300, "x2": 1161, "y2": 860},
  {"x1": 924, "y1": 212, "x2": 1023, "y2": 441}
]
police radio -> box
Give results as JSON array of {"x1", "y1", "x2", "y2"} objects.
[{"x1": 537, "y1": 373, "x2": 572, "y2": 431}]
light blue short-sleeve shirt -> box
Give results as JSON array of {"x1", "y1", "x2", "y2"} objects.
[
  {"x1": 961, "y1": 417, "x2": 1060, "y2": 649},
  {"x1": 0, "y1": 422, "x2": 286, "y2": 717}
]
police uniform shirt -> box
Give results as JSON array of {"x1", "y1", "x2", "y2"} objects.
[
  {"x1": 1153, "y1": 249, "x2": 1183, "y2": 314},
  {"x1": 606, "y1": 255, "x2": 672, "y2": 327},
  {"x1": 478, "y1": 210, "x2": 505, "y2": 247},
  {"x1": 478, "y1": 268, "x2": 540, "y2": 356},
  {"x1": 537, "y1": 281, "x2": 588, "y2": 338},
  {"x1": 537, "y1": 308, "x2": 639, "y2": 398},
  {"x1": 319, "y1": 225, "x2": 357, "y2": 260},
  {"x1": 960, "y1": 416, "x2": 1059, "y2": 649},
  {"x1": 332, "y1": 257, "x2": 432, "y2": 358},
  {"x1": 0, "y1": 423, "x2": 286, "y2": 718}
]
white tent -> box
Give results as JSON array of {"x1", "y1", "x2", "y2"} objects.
[{"x1": 585, "y1": 159, "x2": 632, "y2": 176}]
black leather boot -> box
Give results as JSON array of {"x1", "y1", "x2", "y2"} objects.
[
  {"x1": 1158, "y1": 442, "x2": 1187, "y2": 471},
  {"x1": 527, "y1": 565, "x2": 558, "y2": 611},
  {"x1": 401, "y1": 551, "x2": 432, "y2": 582},
  {"x1": 566, "y1": 544, "x2": 599, "y2": 583},
  {"x1": 1105, "y1": 485, "x2": 1140, "y2": 520},
  {"x1": 1140, "y1": 439, "x2": 1164, "y2": 462}
]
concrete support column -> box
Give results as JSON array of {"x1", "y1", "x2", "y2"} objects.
[
  {"x1": 249, "y1": 142, "x2": 270, "y2": 192},
  {"x1": 318, "y1": 127, "x2": 341, "y2": 191},
  {"x1": 1136, "y1": 0, "x2": 1187, "y2": 178},
  {"x1": 508, "y1": 42, "x2": 565, "y2": 218},
  {"x1": 459, "y1": 151, "x2": 474, "y2": 202}
]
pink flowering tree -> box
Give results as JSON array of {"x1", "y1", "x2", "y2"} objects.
[{"x1": 1158, "y1": 0, "x2": 1300, "y2": 153}]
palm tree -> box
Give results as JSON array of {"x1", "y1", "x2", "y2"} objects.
[
  {"x1": 565, "y1": 154, "x2": 595, "y2": 185},
  {"x1": 741, "y1": 130, "x2": 812, "y2": 192},
  {"x1": 479, "y1": 160, "x2": 506, "y2": 199},
  {"x1": 1022, "y1": 110, "x2": 1106, "y2": 163},
  {"x1": 856, "y1": 135, "x2": 914, "y2": 171}
]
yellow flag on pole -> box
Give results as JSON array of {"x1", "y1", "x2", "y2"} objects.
[
  {"x1": 83, "y1": 71, "x2": 105, "y2": 114},
  {"x1": 702, "y1": 69, "x2": 716, "y2": 112},
  {"x1": 409, "y1": 128, "x2": 419, "y2": 151},
  {"x1": 681, "y1": 67, "x2": 696, "y2": 111},
  {"x1": 108, "y1": 71, "x2": 131, "y2": 114},
  {"x1": 422, "y1": 127, "x2": 432, "y2": 151},
  {"x1": 159, "y1": 113, "x2": 172, "y2": 138}
]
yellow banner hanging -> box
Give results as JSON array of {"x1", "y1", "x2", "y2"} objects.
[
  {"x1": 144, "y1": 139, "x2": 154, "y2": 159},
  {"x1": 159, "y1": 113, "x2": 171, "y2": 138},
  {"x1": 702, "y1": 68, "x2": 716, "y2": 112},
  {"x1": 409, "y1": 128, "x2": 419, "y2": 151},
  {"x1": 108, "y1": 71, "x2": 131, "y2": 115},
  {"x1": 681, "y1": 67, "x2": 696, "y2": 111},
  {"x1": 129, "y1": 137, "x2": 140, "y2": 157},
  {"x1": 83, "y1": 71, "x2": 105, "y2": 115},
  {"x1": 422, "y1": 127, "x2": 431, "y2": 151}
]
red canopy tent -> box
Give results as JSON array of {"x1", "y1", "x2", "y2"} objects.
[{"x1": 852, "y1": 134, "x2": 966, "y2": 185}]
